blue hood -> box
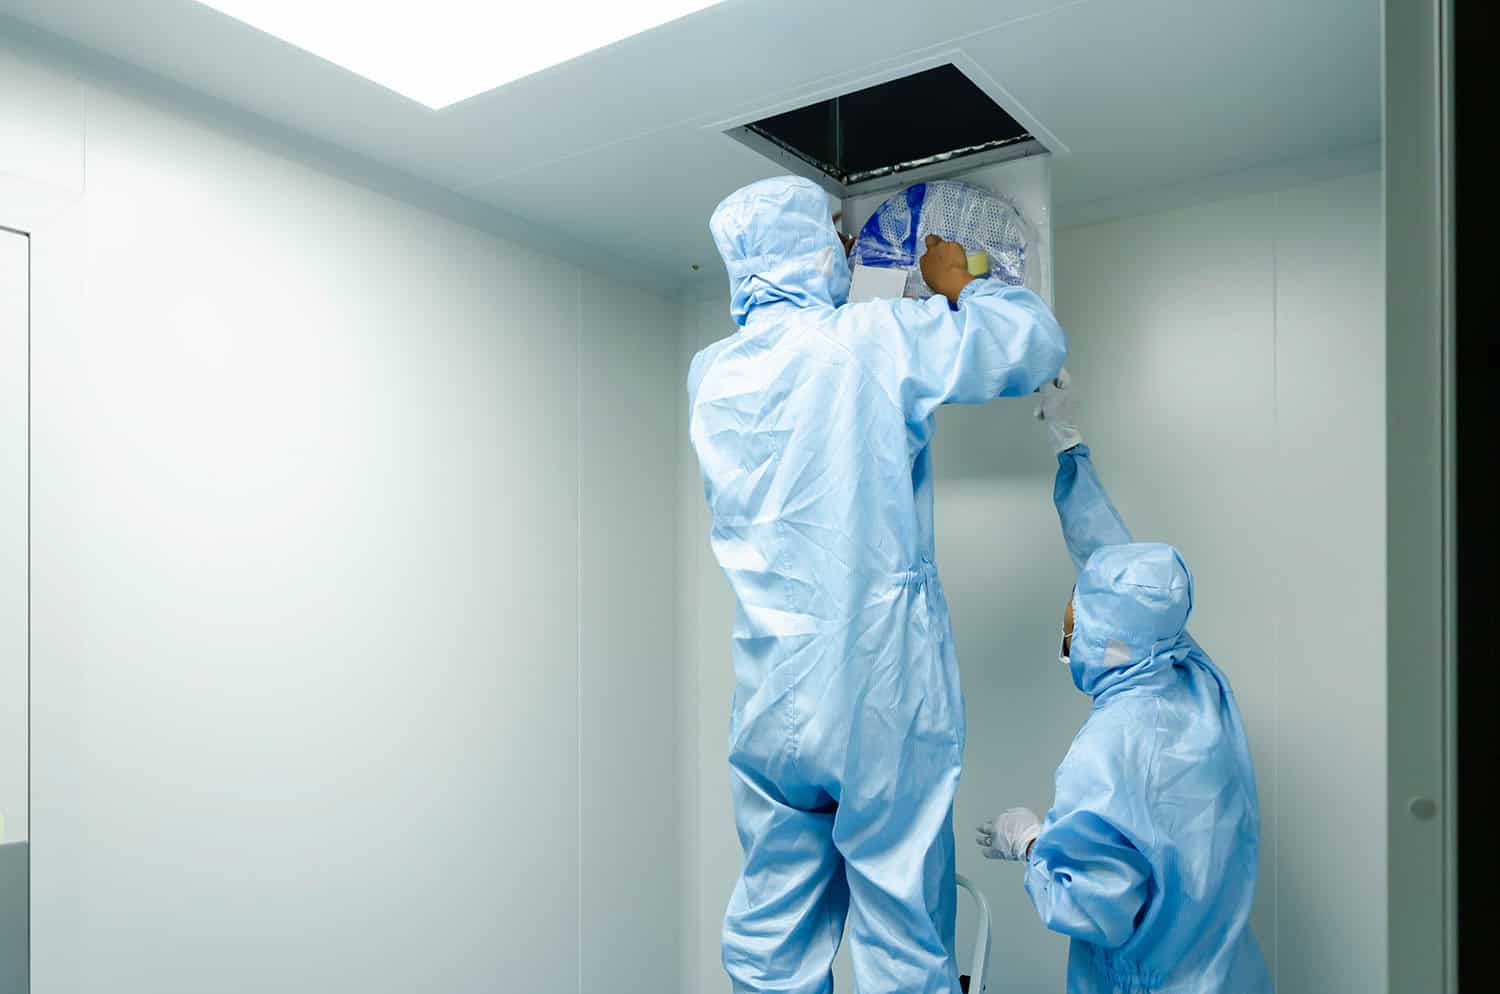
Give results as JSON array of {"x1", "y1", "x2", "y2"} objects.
[
  {"x1": 709, "y1": 176, "x2": 851, "y2": 326},
  {"x1": 1069, "y1": 542, "x2": 1194, "y2": 698}
]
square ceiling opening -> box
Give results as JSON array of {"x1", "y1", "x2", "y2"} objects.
[{"x1": 727, "y1": 64, "x2": 1044, "y2": 196}]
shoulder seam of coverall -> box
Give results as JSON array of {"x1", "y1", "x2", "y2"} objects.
[
  {"x1": 1065, "y1": 718, "x2": 1143, "y2": 834},
  {"x1": 1061, "y1": 733, "x2": 1155, "y2": 944},
  {"x1": 685, "y1": 397, "x2": 724, "y2": 518},
  {"x1": 687, "y1": 336, "x2": 735, "y2": 402},
  {"x1": 806, "y1": 309, "x2": 915, "y2": 426},
  {"x1": 1140, "y1": 696, "x2": 1165, "y2": 854}
]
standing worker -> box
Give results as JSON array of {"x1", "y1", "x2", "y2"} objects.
[
  {"x1": 976, "y1": 373, "x2": 1272, "y2": 994},
  {"x1": 688, "y1": 175, "x2": 1067, "y2": 994}
]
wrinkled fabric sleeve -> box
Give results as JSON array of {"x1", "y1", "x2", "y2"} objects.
[
  {"x1": 841, "y1": 281, "x2": 1067, "y2": 426},
  {"x1": 1023, "y1": 807, "x2": 1151, "y2": 949},
  {"x1": 1055, "y1": 444, "x2": 1133, "y2": 572}
]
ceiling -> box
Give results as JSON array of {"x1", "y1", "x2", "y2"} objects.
[{"x1": 0, "y1": 0, "x2": 1380, "y2": 290}]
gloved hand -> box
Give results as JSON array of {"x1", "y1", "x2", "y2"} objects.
[
  {"x1": 976, "y1": 808, "x2": 1042, "y2": 861},
  {"x1": 1034, "y1": 367, "x2": 1082, "y2": 453}
]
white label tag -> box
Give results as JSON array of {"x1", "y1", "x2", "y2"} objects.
[{"x1": 847, "y1": 265, "x2": 909, "y2": 304}]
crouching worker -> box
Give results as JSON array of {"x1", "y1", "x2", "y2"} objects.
[{"x1": 976, "y1": 372, "x2": 1272, "y2": 994}]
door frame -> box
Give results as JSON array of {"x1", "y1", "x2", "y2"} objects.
[
  {"x1": 1384, "y1": 0, "x2": 1458, "y2": 990},
  {"x1": 1, "y1": 219, "x2": 31, "y2": 994},
  {"x1": 2, "y1": 144, "x2": 86, "y2": 994}
]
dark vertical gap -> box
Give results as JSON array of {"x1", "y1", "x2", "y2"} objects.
[
  {"x1": 833, "y1": 96, "x2": 844, "y2": 179},
  {"x1": 1456, "y1": 0, "x2": 1498, "y2": 989}
]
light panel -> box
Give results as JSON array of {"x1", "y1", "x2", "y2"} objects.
[{"x1": 190, "y1": 0, "x2": 724, "y2": 109}]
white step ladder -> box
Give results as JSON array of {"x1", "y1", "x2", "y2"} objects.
[{"x1": 955, "y1": 873, "x2": 993, "y2": 993}]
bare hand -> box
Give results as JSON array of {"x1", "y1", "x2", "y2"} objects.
[
  {"x1": 919, "y1": 234, "x2": 974, "y2": 304},
  {"x1": 833, "y1": 214, "x2": 855, "y2": 258}
]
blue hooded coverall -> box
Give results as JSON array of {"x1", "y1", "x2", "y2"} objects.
[
  {"x1": 1033, "y1": 443, "x2": 1273, "y2": 994},
  {"x1": 687, "y1": 175, "x2": 1067, "y2": 994}
]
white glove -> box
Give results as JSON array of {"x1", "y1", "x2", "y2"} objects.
[
  {"x1": 976, "y1": 808, "x2": 1042, "y2": 861},
  {"x1": 1034, "y1": 368, "x2": 1083, "y2": 453}
]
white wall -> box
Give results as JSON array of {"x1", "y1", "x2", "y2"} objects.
[
  {"x1": 677, "y1": 168, "x2": 1386, "y2": 993},
  {"x1": 579, "y1": 276, "x2": 682, "y2": 994},
  {"x1": 1, "y1": 36, "x2": 680, "y2": 994},
  {"x1": 675, "y1": 292, "x2": 741, "y2": 994}
]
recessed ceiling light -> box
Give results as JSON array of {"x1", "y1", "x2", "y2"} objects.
[{"x1": 190, "y1": 0, "x2": 724, "y2": 109}]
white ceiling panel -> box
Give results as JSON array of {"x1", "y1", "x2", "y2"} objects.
[
  {"x1": 466, "y1": 123, "x2": 785, "y2": 285},
  {"x1": 0, "y1": 0, "x2": 1073, "y2": 188},
  {"x1": 960, "y1": 0, "x2": 1381, "y2": 210},
  {"x1": 0, "y1": 0, "x2": 1380, "y2": 288}
]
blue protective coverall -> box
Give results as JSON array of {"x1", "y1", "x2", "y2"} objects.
[
  {"x1": 688, "y1": 175, "x2": 1067, "y2": 994},
  {"x1": 1031, "y1": 443, "x2": 1273, "y2": 994}
]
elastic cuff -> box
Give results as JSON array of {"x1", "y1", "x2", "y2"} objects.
[
  {"x1": 1021, "y1": 824, "x2": 1043, "y2": 862},
  {"x1": 1049, "y1": 425, "x2": 1084, "y2": 454}
]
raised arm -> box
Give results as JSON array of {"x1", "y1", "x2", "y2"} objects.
[
  {"x1": 1035, "y1": 374, "x2": 1132, "y2": 570},
  {"x1": 1055, "y1": 445, "x2": 1133, "y2": 572},
  {"x1": 838, "y1": 274, "x2": 1067, "y2": 429}
]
